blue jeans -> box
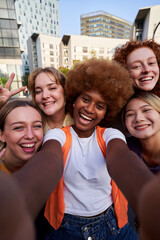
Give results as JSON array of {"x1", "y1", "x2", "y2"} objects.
[{"x1": 46, "y1": 205, "x2": 138, "y2": 240}]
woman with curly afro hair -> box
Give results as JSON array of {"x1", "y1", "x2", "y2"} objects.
[
  {"x1": 113, "y1": 39, "x2": 160, "y2": 96},
  {"x1": 40, "y1": 58, "x2": 154, "y2": 240}
]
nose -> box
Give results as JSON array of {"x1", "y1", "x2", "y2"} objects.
[
  {"x1": 142, "y1": 64, "x2": 150, "y2": 73},
  {"x1": 134, "y1": 111, "x2": 144, "y2": 123},
  {"x1": 25, "y1": 127, "x2": 34, "y2": 139},
  {"x1": 84, "y1": 103, "x2": 94, "y2": 114},
  {"x1": 42, "y1": 89, "x2": 50, "y2": 99}
]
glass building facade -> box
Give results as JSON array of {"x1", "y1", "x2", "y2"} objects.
[
  {"x1": 81, "y1": 11, "x2": 132, "y2": 39},
  {"x1": 0, "y1": 0, "x2": 23, "y2": 91}
]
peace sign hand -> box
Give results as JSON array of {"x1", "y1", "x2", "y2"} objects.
[{"x1": 0, "y1": 73, "x2": 26, "y2": 108}]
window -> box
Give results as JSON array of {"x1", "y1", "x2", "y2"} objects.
[
  {"x1": 83, "y1": 47, "x2": 88, "y2": 53},
  {"x1": 99, "y1": 48, "x2": 104, "y2": 54}
]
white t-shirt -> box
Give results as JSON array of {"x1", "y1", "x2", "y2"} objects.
[{"x1": 43, "y1": 127, "x2": 126, "y2": 216}]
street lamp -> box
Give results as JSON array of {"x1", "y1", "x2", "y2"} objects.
[{"x1": 152, "y1": 21, "x2": 160, "y2": 39}]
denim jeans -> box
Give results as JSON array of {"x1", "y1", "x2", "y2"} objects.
[{"x1": 46, "y1": 204, "x2": 138, "y2": 240}]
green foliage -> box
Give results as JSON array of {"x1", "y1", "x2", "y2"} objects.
[
  {"x1": 22, "y1": 73, "x2": 29, "y2": 87},
  {"x1": 58, "y1": 66, "x2": 69, "y2": 76},
  {"x1": 0, "y1": 77, "x2": 7, "y2": 87}
]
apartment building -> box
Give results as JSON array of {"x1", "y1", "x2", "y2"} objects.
[
  {"x1": 27, "y1": 33, "x2": 61, "y2": 73},
  {"x1": 14, "y1": 0, "x2": 60, "y2": 74},
  {"x1": 130, "y1": 5, "x2": 160, "y2": 43},
  {"x1": 27, "y1": 33, "x2": 128, "y2": 71},
  {"x1": 81, "y1": 10, "x2": 131, "y2": 39},
  {"x1": 0, "y1": 0, "x2": 23, "y2": 91}
]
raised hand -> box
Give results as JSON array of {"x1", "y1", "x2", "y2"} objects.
[{"x1": 0, "y1": 73, "x2": 26, "y2": 108}]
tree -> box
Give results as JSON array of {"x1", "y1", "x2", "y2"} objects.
[
  {"x1": 22, "y1": 73, "x2": 29, "y2": 87},
  {"x1": 0, "y1": 76, "x2": 7, "y2": 87},
  {"x1": 58, "y1": 66, "x2": 69, "y2": 76}
]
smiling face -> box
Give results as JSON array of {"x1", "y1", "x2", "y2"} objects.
[
  {"x1": 126, "y1": 47, "x2": 159, "y2": 91},
  {"x1": 0, "y1": 106, "x2": 43, "y2": 171},
  {"x1": 125, "y1": 98, "x2": 160, "y2": 139},
  {"x1": 34, "y1": 72, "x2": 66, "y2": 117},
  {"x1": 72, "y1": 90, "x2": 107, "y2": 138}
]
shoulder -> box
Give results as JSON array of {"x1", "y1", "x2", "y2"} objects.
[
  {"x1": 43, "y1": 128, "x2": 66, "y2": 147},
  {"x1": 103, "y1": 127, "x2": 126, "y2": 144}
]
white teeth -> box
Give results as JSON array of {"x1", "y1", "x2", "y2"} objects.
[
  {"x1": 135, "y1": 125, "x2": 149, "y2": 129},
  {"x1": 140, "y1": 77, "x2": 152, "y2": 82},
  {"x1": 21, "y1": 143, "x2": 35, "y2": 148},
  {"x1": 44, "y1": 102, "x2": 53, "y2": 106},
  {"x1": 80, "y1": 113, "x2": 92, "y2": 121}
]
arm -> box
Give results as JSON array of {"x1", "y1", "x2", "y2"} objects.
[
  {"x1": 0, "y1": 73, "x2": 26, "y2": 108},
  {"x1": 0, "y1": 172, "x2": 35, "y2": 240},
  {"x1": 138, "y1": 174, "x2": 160, "y2": 240},
  {"x1": 13, "y1": 139, "x2": 63, "y2": 219},
  {"x1": 106, "y1": 139, "x2": 154, "y2": 216}
]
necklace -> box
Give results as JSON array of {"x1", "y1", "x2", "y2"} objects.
[{"x1": 1, "y1": 155, "x2": 7, "y2": 168}]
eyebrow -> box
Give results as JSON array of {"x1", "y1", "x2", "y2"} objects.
[
  {"x1": 129, "y1": 56, "x2": 157, "y2": 65},
  {"x1": 125, "y1": 104, "x2": 151, "y2": 113},
  {"x1": 35, "y1": 82, "x2": 57, "y2": 89},
  {"x1": 10, "y1": 120, "x2": 43, "y2": 126}
]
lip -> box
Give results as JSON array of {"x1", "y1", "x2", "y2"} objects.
[
  {"x1": 135, "y1": 124, "x2": 150, "y2": 130},
  {"x1": 138, "y1": 76, "x2": 153, "y2": 82},
  {"x1": 20, "y1": 142, "x2": 36, "y2": 153},
  {"x1": 42, "y1": 101, "x2": 56, "y2": 107},
  {"x1": 78, "y1": 112, "x2": 93, "y2": 125}
]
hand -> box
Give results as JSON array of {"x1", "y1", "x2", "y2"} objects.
[{"x1": 0, "y1": 73, "x2": 26, "y2": 108}]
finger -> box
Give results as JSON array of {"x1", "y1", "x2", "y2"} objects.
[
  {"x1": 5, "y1": 73, "x2": 15, "y2": 89},
  {"x1": 10, "y1": 86, "x2": 26, "y2": 97}
]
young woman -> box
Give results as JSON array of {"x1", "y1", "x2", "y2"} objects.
[
  {"x1": 0, "y1": 100, "x2": 64, "y2": 240},
  {"x1": 124, "y1": 91, "x2": 160, "y2": 174},
  {"x1": 40, "y1": 58, "x2": 144, "y2": 240},
  {"x1": 123, "y1": 91, "x2": 160, "y2": 230},
  {"x1": 28, "y1": 67, "x2": 73, "y2": 133},
  {"x1": 113, "y1": 40, "x2": 160, "y2": 95},
  {"x1": 0, "y1": 99, "x2": 44, "y2": 174},
  {"x1": 0, "y1": 99, "x2": 63, "y2": 237}
]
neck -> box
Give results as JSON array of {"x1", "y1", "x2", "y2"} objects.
[
  {"x1": 1, "y1": 155, "x2": 15, "y2": 173},
  {"x1": 140, "y1": 135, "x2": 160, "y2": 167},
  {"x1": 46, "y1": 109, "x2": 66, "y2": 129},
  {"x1": 2, "y1": 152, "x2": 24, "y2": 173}
]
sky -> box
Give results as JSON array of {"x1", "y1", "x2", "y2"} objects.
[{"x1": 59, "y1": 0, "x2": 160, "y2": 37}]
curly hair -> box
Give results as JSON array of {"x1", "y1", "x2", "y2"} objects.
[
  {"x1": 65, "y1": 58, "x2": 134, "y2": 126},
  {"x1": 113, "y1": 39, "x2": 160, "y2": 96},
  {"x1": 28, "y1": 67, "x2": 66, "y2": 105}
]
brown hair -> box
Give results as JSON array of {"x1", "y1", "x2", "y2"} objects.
[
  {"x1": 28, "y1": 67, "x2": 66, "y2": 105},
  {"x1": 0, "y1": 99, "x2": 43, "y2": 150},
  {"x1": 65, "y1": 58, "x2": 134, "y2": 127}
]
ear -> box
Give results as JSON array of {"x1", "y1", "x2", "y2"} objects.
[
  {"x1": 0, "y1": 130, "x2": 5, "y2": 143},
  {"x1": 73, "y1": 103, "x2": 75, "y2": 108}
]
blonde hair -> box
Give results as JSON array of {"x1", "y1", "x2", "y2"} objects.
[{"x1": 122, "y1": 91, "x2": 160, "y2": 131}]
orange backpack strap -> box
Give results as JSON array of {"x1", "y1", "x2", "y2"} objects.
[
  {"x1": 45, "y1": 126, "x2": 72, "y2": 230},
  {"x1": 96, "y1": 126, "x2": 128, "y2": 228}
]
